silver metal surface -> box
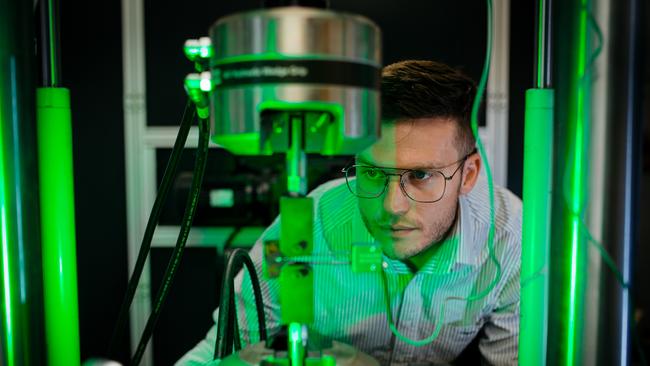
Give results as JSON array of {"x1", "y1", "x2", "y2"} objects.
[
  {"x1": 219, "y1": 341, "x2": 380, "y2": 366},
  {"x1": 210, "y1": 7, "x2": 381, "y2": 65},
  {"x1": 208, "y1": 6, "x2": 381, "y2": 156}
]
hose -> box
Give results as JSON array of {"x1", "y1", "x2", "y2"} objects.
[
  {"x1": 131, "y1": 116, "x2": 210, "y2": 365},
  {"x1": 214, "y1": 248, "x2": 268, "y2": 360},
  {"x1": 108, "y1": 100, "x2": 195, "y2": 357}
]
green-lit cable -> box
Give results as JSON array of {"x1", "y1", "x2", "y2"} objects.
[
  {"x1": 382, "y1": 0, "x2": 502, "y2": 346},
  {"x1": 131, "y1": 116, "x2": 210, "y2": 366},
  {"x1": 108, "y1": 100, "x2": 195, "y2": 357}
]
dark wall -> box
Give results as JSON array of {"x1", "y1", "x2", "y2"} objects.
[
  {"x1": 60, "y1": 0, "x2": 130, "y2": 362},
  {"x1": 508, "y1": 1, "x2": 535, "y2": 197},
  {"x1": 636, "y1": 0, "x2": 650, "y2": 357}
]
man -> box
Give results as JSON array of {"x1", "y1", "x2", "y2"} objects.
[{"x1": 177, "y1": 60, "x2": 521, "y2": 365}]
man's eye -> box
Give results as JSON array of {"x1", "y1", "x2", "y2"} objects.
[
  {"x1": 363, "y1": 168, "x2": 382, "y2": 180},
  {"x1": 409, "y1": 170, "x2": 432, "y2": 180}
]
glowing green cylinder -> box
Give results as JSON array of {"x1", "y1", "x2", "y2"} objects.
[
  {"x1": 36, "y1": 87, "x2": 81, "y2": 366},
  {"x1": 520, "y1": 88, "x2": 554, "y2": 366},
  {"x1": 546, "y1": 0, "x2": 591, "y2": 363}
]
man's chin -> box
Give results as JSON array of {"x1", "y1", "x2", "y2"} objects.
[{"x1": 380, "y1": 239, "x2": 419, "y2": 261}]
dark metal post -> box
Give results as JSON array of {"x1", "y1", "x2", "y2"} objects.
[
  {"x1": 0, "y1": 0, "x2": 47, "y2": 364},
  {"x1": 601, "y1": 0, "x2": 643, "y2": 364},
  {"x1": 534, "y1": 0, "x2": 553, "y2": 88},
  {"x1": 38, "y1": 0, "x2": 62, "y2": 87}
]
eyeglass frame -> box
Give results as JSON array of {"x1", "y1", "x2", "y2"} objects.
[{"x1": 341, "y1": 148, "x2": 477, "y2": 203}]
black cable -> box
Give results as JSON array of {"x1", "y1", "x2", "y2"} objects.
[
  {"x1": 228, "y1": 289, "x2": 242, "y2": 352},
  {"x1": 223, "y1": 289, "x2": 236, "y2": 356},
  {"x1": 214, "y1": 248, "x2": 267, "y2": 360},
  {"x1": 215, "y1": 249, "x2": 266, "y2": 358},
  {"x1": 131, "y1": 116, "x2": 210, "y2": 365},
  {"x1": 108, "y1": 100, "x2": 195, "y2": 358}
]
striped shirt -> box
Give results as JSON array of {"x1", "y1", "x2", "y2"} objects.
[{"x1": 177, "y1": 174, "x2": 521, "y2": 365}]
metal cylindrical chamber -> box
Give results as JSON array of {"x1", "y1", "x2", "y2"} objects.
[{"x1": 208, "y1": 6, "x2": 382, "y2": 156}]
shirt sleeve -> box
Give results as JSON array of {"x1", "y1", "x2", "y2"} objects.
[
  {"x1": 174, "y1": 219, "x2": 282, "y2": 365},
  {"x1": 478, "y1": 236, "x2": 520, "y2": 366}
]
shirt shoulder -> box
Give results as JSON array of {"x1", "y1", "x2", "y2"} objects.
[
  {"x1": 456, "y1": 175, "x2": 522, "y2": 268},
  {"x1": 464, "y1": 175, "x2": 522, "y2": 241},
  {"x1": 308, "y1": 177, "x2": 355, "y2": 220},
  {"x1": 308, "y1": 178, "x2": 370, "y2": 252}
]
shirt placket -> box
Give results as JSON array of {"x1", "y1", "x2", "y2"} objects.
[{"x1": 391, "y1": 275, "x2": 424, "y2": 364}]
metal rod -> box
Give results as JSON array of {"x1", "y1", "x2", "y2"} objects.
[
  {"x1": 286, "y1": 115, "x2": 307, "y2": 196},
  {"x1": 520, "y1": 88, "x2": 554, "y2": 366},
  {"x1": 603, "y1": 0, "x2": 642, "y2": 363},
  {"x1": 38, "y1": 0, "x2": 61, "y2": 87},
  {"x1": 520, "y1": 0, "x2": 555, "y2": 360},
  {"x1": 288, "y1": 322, "x2": 306, "y2": 365},
  {"x1": 37, "y1": 87, "x2": 81, "y2": 366},
  {"x1": 535, "y1": 0, "x2": 553, "y2": 88}
]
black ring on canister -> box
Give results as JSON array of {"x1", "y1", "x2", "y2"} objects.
[{"x1": 212, "y1": 59, "x2": 381, "y2": 89}]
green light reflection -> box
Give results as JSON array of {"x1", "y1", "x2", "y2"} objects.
[
  {"x1": 565, "y1": 0, "x2": 589, "y2": 363},
  {"x1": 0, "y1": 89, "x2": 15, "y2": 365}
]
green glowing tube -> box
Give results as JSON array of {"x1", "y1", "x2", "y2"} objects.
[
  {"x1": 564, "y1": 4, "x2": 589, "y2": 364},
  {"x1": 547, "y1": 0, "x2": 590, "y2": 363},
  {"x1": 1, "y1": 0, "x2": 48, "y2": 361},
  {"x1": 36, "y1": 87, "x2": 81, "y2": 366},
  {"x1": 520, "y1": 88, "x2": 554, "y2": 366}
]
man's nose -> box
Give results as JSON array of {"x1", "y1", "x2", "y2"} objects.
[{"x1": 382, "y1": 178, "x2": 410, "y2": 215}]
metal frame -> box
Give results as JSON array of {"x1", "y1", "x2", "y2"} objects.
[
  {"x1": 121, "y1": 0, "x2": 153, "y2": 363},
  {"x1": 121, "y1": 2, "x2": 257, "y2": 363},
  {"x1": 486, "y1": 0, "x2": 511, "y2": 188}
]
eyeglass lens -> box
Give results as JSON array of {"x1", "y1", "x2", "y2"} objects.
[{"x1": 347, "y1": 166, "x2": 447, "y2": 202}]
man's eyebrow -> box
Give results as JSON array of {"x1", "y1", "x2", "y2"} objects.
[
  {"x1": 356, "y1": 156, "x2": 378, "y2": 166},
  {"x1": 356, "y1": 156, "x2": 397, "y2": 168},
  {"x1": 356, "y1": 156, "x2": 447, "y2": 170}
]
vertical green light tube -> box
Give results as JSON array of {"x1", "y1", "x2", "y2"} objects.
[
  {"x1": 520, "y1": 89, "x2": 554, "y2": 366},
  {"x1": 521, "y1": 0, "x2": 554, "y2": 362},
  {"x1": 548, "y1": 0, "x2": 590, "y2": 363},
  {"x1": 564, "y1": 2, "x2": 589, "y2": 364},
  {"x1": 1, "y1": 0, "x2": 47, "y2": 362},
  {"x1": 36, "y1": 87, "x2": 81, "y2": 366},
  {"x1": 0, "y1": 93, "x2": 16, "y2": 366}
]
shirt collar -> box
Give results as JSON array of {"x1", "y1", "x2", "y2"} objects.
[{"x1": 455, "y1": 174, "x2": 490, "y2": 267}]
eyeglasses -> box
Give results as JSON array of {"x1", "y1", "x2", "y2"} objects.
[{"x1": 341, "y1": 150, "x2": 475, "y2": 203}]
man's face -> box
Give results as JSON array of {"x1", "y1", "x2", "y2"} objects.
[{"x1": 356, "y1": 118, "x2": 466, "y2": 260}]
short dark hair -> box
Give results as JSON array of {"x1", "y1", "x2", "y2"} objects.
[{"x1": 381, "y1": 60, "x2": 477, "y2": 156}]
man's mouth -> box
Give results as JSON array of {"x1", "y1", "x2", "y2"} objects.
[{"x1": 379, "y1": 224, "x2": 418, "y2": 237}]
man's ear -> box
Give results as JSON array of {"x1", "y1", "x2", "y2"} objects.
[{"x1": 460, "y1": 152, "x2": 481, "y2": 195}]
